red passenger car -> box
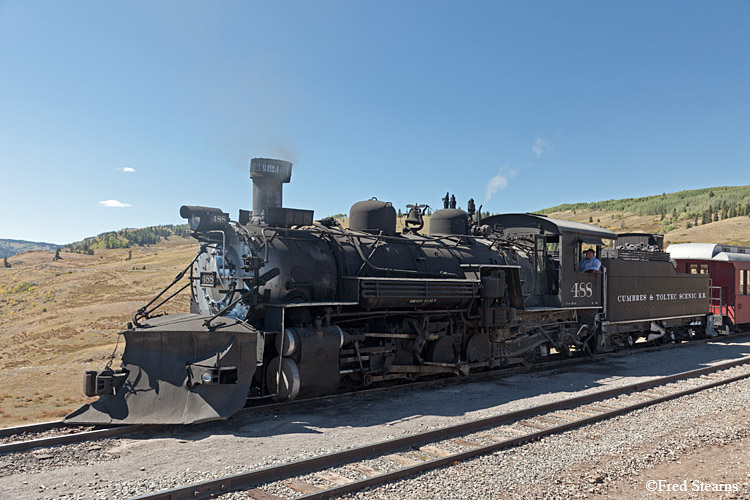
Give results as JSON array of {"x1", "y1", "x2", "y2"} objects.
[{"x1": 667, "y1": 243, "x2": 750, "y2": 327}]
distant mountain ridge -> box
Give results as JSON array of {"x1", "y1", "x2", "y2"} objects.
[
  {"x1": 4, "y1": 186, "x2": 749, "y2": 259},
  {"x1": 0, "y1": 239, "x2": 59, "y2": 258},
  {"x1": 1, "y1": 224, "x2": 191, "y2": 259}
]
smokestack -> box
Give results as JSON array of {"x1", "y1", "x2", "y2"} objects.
[{"x1": 250, "y1": 158, "x2": 293, "y2": 218}]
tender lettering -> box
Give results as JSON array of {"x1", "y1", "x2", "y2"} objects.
[{"x1": 617, "y1": 291, "x2": 707, "y2": 302}]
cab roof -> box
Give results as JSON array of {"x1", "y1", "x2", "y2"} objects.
[{"x1": 482, "y1": 213, "x2": 618, "y2": 241}]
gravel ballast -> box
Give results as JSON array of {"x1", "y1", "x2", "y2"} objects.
[{"x1": 1, "y1": 337, "x2": 749, "y2": 500}]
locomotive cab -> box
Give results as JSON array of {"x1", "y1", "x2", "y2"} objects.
[{"x1": 481, "y1": 214, "x2": 616, "y2": 310}]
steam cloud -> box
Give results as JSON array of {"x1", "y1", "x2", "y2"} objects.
[
  {"x1": 484, "y1": 167, "x2": 518, "y2": 203},
  {"x1": 532, "y1": 137, "x2": 551, "y2": 158},
  {"x1": 100, "y1": 200, "x2": 132, "y2": 207}
]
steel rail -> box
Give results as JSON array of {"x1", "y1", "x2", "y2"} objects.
[
  {"x1": 298, "y1": 364, "x2": 750, "y2": 500},
  {"x1": 235, "y1": 331, "x2": 750, "y2": 416},
  {"x1": 128, "y1": 355, "x2": 750, "y2": 500},
  {"x1": 0, "y1": 425, "x2": 143, "y2": 454},
  {"x1": 0, "y1": 420, "x2": 65, "y2": 438},
  {"x1": 2, "y1": 332, "x2": 747, "y2": 455}
]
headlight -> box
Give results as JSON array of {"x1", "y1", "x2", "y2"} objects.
[
  {"x1": 180, "y1": 206, "x2": 229, "y2": 232},
  {"x1": 201, "y1": 371, "x2": 213, "y2": 384}
]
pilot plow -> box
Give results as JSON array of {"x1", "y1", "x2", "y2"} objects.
[{"x1": 65, "y1": 314, "x2": 259, "y2": 425}]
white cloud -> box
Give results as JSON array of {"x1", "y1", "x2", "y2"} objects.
[
  {"x1": 532, "y1": 137, "x2": 551, "y2": 158},
  {"x1": 99, "y1": 199, "x2": 132, "y2": 208},
  {"x1": 116, "y1": 167, "x2": 136, "y2": 173},
  {"x1": 484, "y1": 167, "x2": 518, "y2": 203}
]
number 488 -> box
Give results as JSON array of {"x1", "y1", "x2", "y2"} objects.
[{"x1": 571, "y1": 282, "x2": 593, "y2": 298}]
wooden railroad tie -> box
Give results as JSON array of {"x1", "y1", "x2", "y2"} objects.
[
  {"x1": 517, "y1": 420, "x2": 549, "y2": 431},
  {"x1": 589, "y1": 405, "x2": 612, "y2": 412},
  {"x1": 418, "y1": 445, "x2": 454, "y2": 458},
  {"x1": 316, "y1": 471, "x2": 353, "y2": 485},
  {"x1": 635, "y1": 391, "x2": 659, "y2": 399},
  {"x1": 451, "y1": 438, "x2": 484, "y2": 448},
  {"x1": 384, "y1": 454, "x2": 423, "y2": 466},
  {"x1": 347, "y1": 463, "x2": 382, "y2": 477},
  {"x1": 532, "y1": 415, "x2": 562, "y2": 425},
  {"x1": 566, "y1": 408, "x2": 599, "y2": 417},
  {"x1": 494, "y1": 426, "x2": 528, "y2": 436},
  {"x1": 547, "y1": 412, "x2": 576, "y2": 422},
  {"x1": 285, "y1": 479, "x2": 323, "y2": 494},
  {"x1": 592, "y1": 402, "x2": 623, "y2": 410},
  {"x1": 247, "y1": 488, "x2": 285, "y2": 500}
]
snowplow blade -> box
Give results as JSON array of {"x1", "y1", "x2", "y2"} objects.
[{"x1": 65, "y1": 314, "x2": 259, "y2": 425}]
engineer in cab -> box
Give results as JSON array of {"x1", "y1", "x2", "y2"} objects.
[{"x1": 578, "y1": 248, "x2": 602, "y2": 273}]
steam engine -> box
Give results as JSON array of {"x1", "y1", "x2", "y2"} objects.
[{"x1": 66, "y1": 159, "x2": 717, "y2": 425}]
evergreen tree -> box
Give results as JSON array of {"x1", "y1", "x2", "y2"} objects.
[
  {"x1": 53, "y1": 248, "x2": 61, "y2": 261},
  {"x1": 2, "y1": 256, "x2": 9, "y2": 268}
]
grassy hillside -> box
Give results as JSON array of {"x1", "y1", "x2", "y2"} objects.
[
  {"x1": 539, "y1": 186, "x2": 750, "y2": 220},
  {"x1": 0, "y1": 238, "x2": 198, "y2": 426},
  {"x1": 63, "y1": 224, "x2": 190, "y2": 254},
  {"x1": 538, "y1": 186, "x2": 750, "y2": 246}
]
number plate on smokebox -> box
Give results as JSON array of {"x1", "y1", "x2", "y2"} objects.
[{"x1": 200, "y1": 272, "x2": 217, "y2": 287}]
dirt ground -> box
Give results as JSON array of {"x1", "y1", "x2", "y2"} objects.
[
  {"x1": 600, "y1": 437, "x2": 750, "y2": 499},
  {"x1": 0, "y1": 238, "x2": 197, "y2": 426}
]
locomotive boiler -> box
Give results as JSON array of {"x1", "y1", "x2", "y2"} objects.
[{"x1": 66, "y1": 159, "x2": 718, "y2": 425}]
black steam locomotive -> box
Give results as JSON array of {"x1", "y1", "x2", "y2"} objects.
[{"x1": 66, "y1": 159, "x2": 718, "y2": 425}]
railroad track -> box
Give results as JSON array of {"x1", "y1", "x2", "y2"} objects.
[
  {"x1": 0, "y1": 424, "x2": 138, "y2": 454},
  {"x1": 128, "y1": 355, "x2": 750, "y2": 500},
  {"x1": 0, "y1": 331, "x2": 747, "y2": 456}
]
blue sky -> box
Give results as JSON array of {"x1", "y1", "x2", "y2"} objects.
[{"x1": 1, "y1": 1, "x2": 748, "y2": 244}]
